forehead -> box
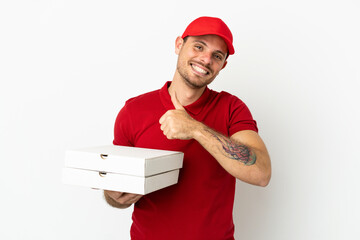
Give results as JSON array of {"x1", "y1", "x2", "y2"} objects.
[{"x1": 187, "y1": 35, "x2": 228, "y2": 53}]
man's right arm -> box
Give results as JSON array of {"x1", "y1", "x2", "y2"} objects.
[{"x1": 104, "y1": 190, "x2": 142, "y2": 209}]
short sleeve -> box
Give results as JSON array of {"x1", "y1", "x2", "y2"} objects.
[
  {"x1": 113, "y1": 102, "x2": 135, "y2": 147},
  {"x1": 228, "y1": 95, "x2": 258, "y2": 136}
]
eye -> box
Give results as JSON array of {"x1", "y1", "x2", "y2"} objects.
[
  {"x1": 213, "y1": 54, "x2": 223, "y2": 61},
  {"x1": 194, "y1": 45, "x2": 203, "y2": 50}
]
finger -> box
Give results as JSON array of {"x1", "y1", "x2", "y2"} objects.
[
  {"x1": 171, "y1": 92, "x2": 185, "y2": 110},
  {"x1": 122, "y1": 194, "x2": 142, "y2": 205},
  {"x1": 129, "y1": 194, "x2": 142, "y2": 202},
  {"x1": 132, "y1": 195, "x2": 143, "y2": 204},
  {"x1": 121, "y1": 193, "x2": 142, "y2": 205},
  {"x1": 161, "y1": 119, "x2": 170, "y2": 131},
  {"x1": 163, "y1": 128, "x2": 176, "y2": 140},
  {"x1": 159, "y1": 112, "x2": 167, "y2": 124},
  {"x1": 105, "y1": 190, "x2": 124, "y2": 199}
]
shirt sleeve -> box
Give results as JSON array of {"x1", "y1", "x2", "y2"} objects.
[
  {"x1": 113, "y1": 102, "x2": 135, "y2": 147},
  {"x1": 228, "y1": 95, "x2": 258, "y2": 136}
]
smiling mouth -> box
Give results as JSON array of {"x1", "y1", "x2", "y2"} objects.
[{"x1": 191, "y1": 63, "x2": 210, "y2": 75}]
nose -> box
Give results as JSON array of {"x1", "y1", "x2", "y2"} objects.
[{"x1": 199, "y1": 51, "x2": 212, "y2": 66}]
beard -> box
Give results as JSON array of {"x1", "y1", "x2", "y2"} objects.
[{"x1": 176, "y1": 61, "x2": 216, "y2": 89}]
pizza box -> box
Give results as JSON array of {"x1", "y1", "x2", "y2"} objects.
[
  {"x1": 62, "y1": 145, "x2": 183, "y2": 194},
  {"x1": 64, "y1": 145, "x2": 183, "y2": 177},
  {"x1": 62, "y1": 167, "x2": 180, "y2": 195}
]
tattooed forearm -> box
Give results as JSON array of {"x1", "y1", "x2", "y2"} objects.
[{"x1": 206, "y1": 130, "x2": 256, "y2": 165}]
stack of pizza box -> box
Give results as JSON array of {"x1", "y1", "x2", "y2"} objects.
[{"x1": 62, "y1": 145, "x2": 184, "y2": 195}]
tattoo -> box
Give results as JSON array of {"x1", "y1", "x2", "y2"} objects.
[{"x1": 207, "y1": 130, "x2": 256, "y2": 166}]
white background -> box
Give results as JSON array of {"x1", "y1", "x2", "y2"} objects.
[{"x1": 1, "y1": 0, "x2": 359, "y2": 239}]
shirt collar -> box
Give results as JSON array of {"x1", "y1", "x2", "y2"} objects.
[{"x1": 159, "y1": 81, "x2": 211, "y2": 116}]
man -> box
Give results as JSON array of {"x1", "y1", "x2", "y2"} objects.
[{"x1": 104, "y1": 16, "x2": 271, "y2": 240}]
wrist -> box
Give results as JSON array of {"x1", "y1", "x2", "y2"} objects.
[{"x1": 191, "y1": 121, "x2": 208, "y2": 141}]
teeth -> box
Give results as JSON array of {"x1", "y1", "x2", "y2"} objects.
[{"x1": 192, "y1": 64, "x2": 208, "y2": 74}]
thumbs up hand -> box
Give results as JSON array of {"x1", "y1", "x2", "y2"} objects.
[{"x1": 159, "y1": 92, "x2": 202, "y2": 140}]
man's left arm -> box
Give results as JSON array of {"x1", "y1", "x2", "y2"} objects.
[
  {"x1": 194, "y1": 127, "x2": 271, "y2": 187},
  {"x1": 159, "y1": 93, "x2": 271, "y2": 187}
]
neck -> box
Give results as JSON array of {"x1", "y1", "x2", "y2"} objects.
[{"x1": 169, "y1": 75, "x2": 206, "y2": 106}]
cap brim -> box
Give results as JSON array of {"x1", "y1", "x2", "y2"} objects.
[{"x1": 182, "y1": 32, "x2": 234, "y2": 55}]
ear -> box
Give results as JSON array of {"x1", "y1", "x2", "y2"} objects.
[
  {"x1": 175, "y1": 36, "x2": 184, "y2": 55},
  {"x1": 221, "y1": 60, "x2": 228, "y2": 70}
]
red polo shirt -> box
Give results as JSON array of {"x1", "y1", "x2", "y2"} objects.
[{"x1": 113, "y1": 82, "x2": 257, "y2": 240}]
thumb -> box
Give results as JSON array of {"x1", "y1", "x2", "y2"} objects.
[{"x1": 171, "y1": 92, "x2": 185, "y2": 110}]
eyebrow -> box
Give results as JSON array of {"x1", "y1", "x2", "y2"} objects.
[{"x1": 193, "y1": 40, "x2": 226, "y2": 58}]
